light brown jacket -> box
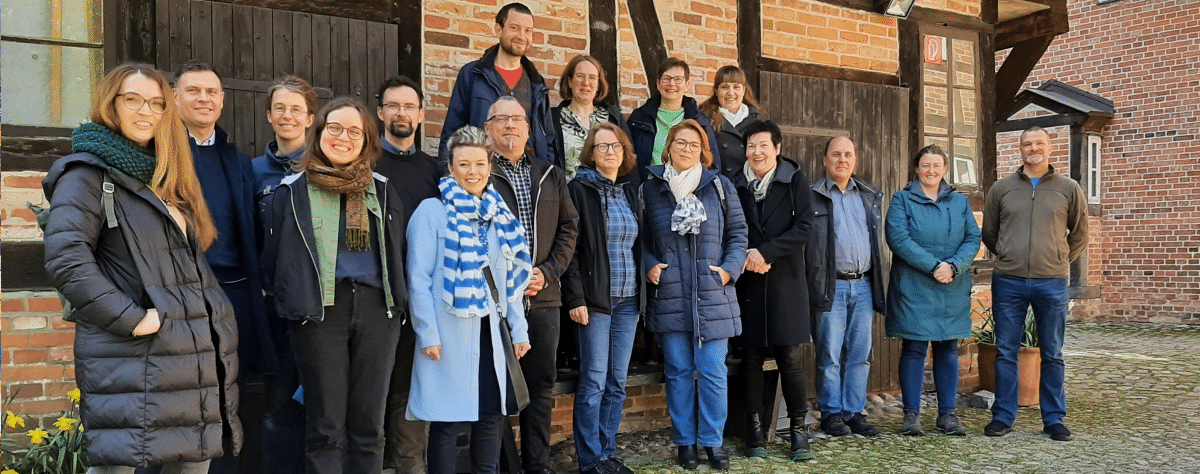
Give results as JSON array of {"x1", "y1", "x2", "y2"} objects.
[{"x1": 982, "y1": 164, "x2": 1089, "y2": 278}]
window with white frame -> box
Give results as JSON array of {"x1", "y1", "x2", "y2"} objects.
[
  {"x1": 1086, "y1": 134, "x2": 1101, "y2": 204},
  {"x1": 1, "y1": 0, "x2": 104, "y2": 128}
]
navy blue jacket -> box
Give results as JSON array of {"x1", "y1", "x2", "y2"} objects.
[
  {"x1": 806, "y1": 175, "x2": 886, "y2": 315},
  {"x1": 439, "y1": 44, "x2": 555, "y2": 165},
  {"x1": 550, "y1": 99, "x2": 631, "y2": 170},
  {"x1": 251, "y1": 141, "x2": 304, "y2": 200},
  {"x1": 627, "y1": 96, "x2": 721, "y2": 182},
  {"x1": 190, "y1": 127, "x2": 276, "y2": 376},
  {"x1": 641, "y1": 165, "x2": 748, "y2": 342}
]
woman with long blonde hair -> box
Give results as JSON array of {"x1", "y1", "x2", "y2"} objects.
[{"x1": 43, "y1": 62, "x2": 240, "y2": 473}]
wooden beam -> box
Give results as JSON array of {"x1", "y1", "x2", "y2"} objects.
[
  {"x1": 588, "y1": 0, "x2": 619, "y2": 104},
  {"x1": 626, "y1": 0, "x2": 668, "y2": 95},
  {"x1": 907, "y1": 5, "x2": 992, "y2": 32},
  {"x1": 979, "y1": 30, "x2": 998, "y2": 192},
  {"x1": 208, "y1": 0, "x2": 389, "y2": 23},
  {"x1": 996, "y1": 0, "x2": 1068, "y2": 50},
  {"x1": 758, "y1": 57, "x2": 900, "y2": 87},
  {"x1": 994, "y1": 34, "x2": 1054, "y2": 121},
  {"x1": 981, "y1": 0, "x2": 998, "y2": 25},
  {"x1": 391, "y1": 0, "x2": 421, "y2": 84},
  {"x1": 1, "y1": 242, "x2": 54, "y2": 290},
  {"x1": 897, "y1": 19, "x2": 921, "y2": 161},
  {"x1": 737, "y1": 0, "x2": 761, "y2": 92},
  {"x1": 812, "y1": 0, "x2": 874, "y2": 11}
]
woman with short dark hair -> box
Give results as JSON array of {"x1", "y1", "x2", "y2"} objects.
[{"x1": 885, "y1": 144, "x2": 982, "y2": 436}]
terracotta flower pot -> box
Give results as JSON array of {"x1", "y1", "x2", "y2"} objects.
[{"x1": 976, "y1": 343, "x2": 1042, "y2": 407}]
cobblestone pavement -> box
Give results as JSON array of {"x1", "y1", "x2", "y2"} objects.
[{"x1": 546, "y1": 322, "x2": 1200, "y2": 473}]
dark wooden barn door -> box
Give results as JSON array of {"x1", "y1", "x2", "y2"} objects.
[
  {"x1": 757, "y1": 71, "x2": 909, "y2": 402},
  {"x1": 155, "y1": 0, "x2": 398, "y2": 156}
]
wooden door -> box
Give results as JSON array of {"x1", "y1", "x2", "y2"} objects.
[
  {"x1": 155, "y1": 0, "x2": 398, "y2": 156},
  {"x1": 757, "y1": 71, "x2": 910, "y2": 398}
]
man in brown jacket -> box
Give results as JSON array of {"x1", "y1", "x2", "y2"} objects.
[{"x1": 981, "y1": 126, "x2": 1088, "y2": 442}]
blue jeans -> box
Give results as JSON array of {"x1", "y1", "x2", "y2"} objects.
[
  {"x1": 899, "y1": 339, "x2": 959, "y2": 416},
  {"x1": 990, "y1": 274, "x2": 1068, "y2": 426},
  {"x1": 573, "y1": 297, "x2": 639, "y2": 471},
  {"x1": 658, "y1": 332, "x2": 729, "y2": 448},
  {"x1": 814, "y1": 278, "x2": 874, "y2": 418}
]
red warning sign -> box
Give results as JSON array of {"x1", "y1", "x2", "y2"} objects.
[{"x1": 924, "y1": 35, "x2": 945, "y2": 64}]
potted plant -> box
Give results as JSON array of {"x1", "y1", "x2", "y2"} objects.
[{"x1": 973, "y1": 305, "x2": 1041, "y2": 406}]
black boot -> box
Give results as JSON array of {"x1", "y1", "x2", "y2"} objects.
[
  {"x1": 705, "y1": 446, "x2": 730, "y2": 470},
  {"x1": 789, "y1": 416, "x2": 813, "y2": 461},
  {"x1": 677, "y1": 444, "x2": 700, "y2": 470},
  {"x1": 746, "y1": 413, "x2": 767, "y2": 456}
]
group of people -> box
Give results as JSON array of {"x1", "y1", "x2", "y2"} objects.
[{"x1": 43, "y1": 2, "x2": 1090, "y2": 474}]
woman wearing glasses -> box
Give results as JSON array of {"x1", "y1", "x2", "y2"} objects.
[
  {"x1": 561, "y1": 123, "x2": 642, "y2": 474},
  {"x1": 261, "y1": 97, "x2": 410, "y2": 474},
  {"x1": 551, "y1": 55, "x2": 631, "y2": 179},
  {"x1": 628, "y1": 57, "x2": 721, "y2": 181},
  {"x1": 642, "y1": 120, "x2": 747, "y2": 470},
  {"x1": 43, "y1": 63, "x2": 239, "y2": 473}
]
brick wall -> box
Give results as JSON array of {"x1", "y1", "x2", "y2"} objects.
[
  {"x1": 762, "y1": 0, "x2": 899, "y2": 74},
  {"x1": 916, "y1": 0, "x2": 981, "y2": 17},
  {"x1": 1, "y1": 292, "x2": 77, "y2": 434},
  {"x1": 996, "y1": 0, "x2": 1200, "y2": 324}
]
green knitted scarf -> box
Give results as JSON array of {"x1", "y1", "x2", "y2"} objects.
[{"x1": 72, "y1": 122, "x2": 158, "y2": 185}]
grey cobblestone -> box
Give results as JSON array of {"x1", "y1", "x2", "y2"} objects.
[{"x1": 547, "y1": 322, "x2": 1200, "y2": 473}]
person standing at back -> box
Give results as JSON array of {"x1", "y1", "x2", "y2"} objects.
[
  {"x1": 174, "y1": 59, "x2": 273, "y2": 474},
  {"x1": 982, "y1": 126, "x2": 1088, "y2": 441},
  {"x1": 438, "y1": 2, "x2": 556, "y2": 166},
  {"x1": 628, "y1": 57, "x2": 721, "y2": 182},
  {"x1": 372, "y1": 75, "x2": 442, "y2": 474},
  {"x1": 699, "y1": 65, "x2": 763, "y2": 179}
]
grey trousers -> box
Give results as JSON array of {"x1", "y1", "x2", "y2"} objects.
[{"x1": 87, "y1": 461, "x2": 210, "y2": 474}]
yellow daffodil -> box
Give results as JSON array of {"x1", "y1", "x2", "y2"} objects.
[
  {"x1": 79, "y1": 423, "x2": 85, "y2": 432},
  {"x1": 68, "y1": 388, "x2": 81, "y2": 403},
  {"x1": 54, "y1": 416, "x2": 78, "y2": 431},
  {"x1": 3, "y1": 469, "x2": 20, "y2": 474},
  {"x1": 5, "y1": 410, "x2": 25, "y2": 429},
  {"x1": 27, "y1": 427, "x2": 49, "y2": 444}
]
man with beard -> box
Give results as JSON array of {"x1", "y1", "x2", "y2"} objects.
[
  {"x1": 982, "y1": 126, "x2": 1088, "y2": 441},
  {"x1": 372, "y1": 75, "x2": 441, "y2": 474},
  {"x1": 485, "y1": 96, "x2": 579, "y2": 474},
  {"x1": 438, "y1": 2, "x2": 556, "y2": 167}
]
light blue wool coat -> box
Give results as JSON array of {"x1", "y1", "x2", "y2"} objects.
[
  {"x1": 406, "y1": 198, "x2": 531, "y2": 422},
  {"x1": 884, "y1": 180, "x2": 982, "y2": 341}
]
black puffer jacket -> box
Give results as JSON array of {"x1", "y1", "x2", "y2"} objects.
[{"x1": 43, "y1": 154, "x2": 241, "y2": 467}]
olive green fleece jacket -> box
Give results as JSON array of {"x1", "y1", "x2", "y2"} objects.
[{"x1": 982, "y1": 164, "x2": 1089, "y2": 279}]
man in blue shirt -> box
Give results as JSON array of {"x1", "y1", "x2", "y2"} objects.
[{"x1": 807, "y1": 136, "x2": 885, "y2": 438}]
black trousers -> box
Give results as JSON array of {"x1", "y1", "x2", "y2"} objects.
[
  {"x1": 427, "y1": 317, "x2": 505, "y2": 474},
  {"x1": 291, "y1": 281, "x2": 401, "y2": 474},
  {"x1": 741, "y1": 344, "x2": 809, "y2": 419},
  {"x1": 384, "y1": 318, "x2": 426, "y2": 474},
  {"x1": 505, "y1": 306, "x2": 559, "y2": 472}
]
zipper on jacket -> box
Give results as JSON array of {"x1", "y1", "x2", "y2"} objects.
[
  {"x1": 1028, "y1": 185, "x2": 1036, "y2": 277},
  {"x1": 288, "y1": 183, "x2": 323, "y2": 323},
  {"x1": 379, "y1": 185, "x2": 396, "y2": 321}
]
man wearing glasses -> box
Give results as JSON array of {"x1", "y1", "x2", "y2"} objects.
[
  {"x1": 628, "y1": 57, "x2": 721, "y2": 182},
  {"x1": 373, "y1": 75, "x2": 442, "y2": 474},
  {"x1": 485, "y1": 96, "x2": 579, "y2": 474},
  {"x1": 174, "y1": 59, "x2": 273, "y2": 473},
  {"x1": 439, "y1": 2, "x2": 556, "y2": 167}
]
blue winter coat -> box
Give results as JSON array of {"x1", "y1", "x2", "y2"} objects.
[
  {"x1": 438, "y1": 44, "x2": 555, "y2": 166},
  {"x1": 884, "y1": 180, "x2": 981, "y2": 341},
  {"x1": 641, "y1": 165, "x2": 748, "y2": 343}
]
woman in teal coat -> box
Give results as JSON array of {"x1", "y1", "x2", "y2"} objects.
[{"x1": 885, "y1": 144, "x2": 981, "y2": 437}]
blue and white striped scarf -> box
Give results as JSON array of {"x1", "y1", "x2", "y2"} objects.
[{"x1": 439, "y1": 176, "x2": 533, "y2": 318}]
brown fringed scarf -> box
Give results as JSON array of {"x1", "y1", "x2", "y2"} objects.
[{"x1": 305, "y1": 158, "x2": 374, "y2": 250}]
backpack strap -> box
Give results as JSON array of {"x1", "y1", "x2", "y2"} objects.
[
  {"x1": 713, "y1": 175, "x2": 728, "y2": 213},
  {"x1": 101, "y1": 173, "x2": 118, "y2": 229}
]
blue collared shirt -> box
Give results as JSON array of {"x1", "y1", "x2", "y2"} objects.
[
  {"x1": 828, "y1": 177, "x2": 872, "y2": 274},
  {"x1": 381, "y1": 138, "x2": 417, "y2": 156}
]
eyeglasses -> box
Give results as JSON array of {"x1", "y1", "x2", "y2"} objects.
[
  {"x1": 672, "y1": 139, "x2": 703, "y2": 152},
  {"x1": 325, "y1": 122, "x2": 364, "y2": 140},
  {"x1": 116, "y1": 93, "x2": 166, "y2": 114},
  {"x1": 659, "y1": 75, "x2": 687, "y2": 85},
  {"x1": 573, "y1": 73, "x2": 600, "y2": 84},
  {"x1": 272, "y1": 105, "x2": 309, "y2": 117},
  {"x1": 382, "y1": 103, "x2": 420, "y2": 114},
  {"x1": 487, "y1": 114, "x2": 528, "y2": 125},
  {"x1": 593, "y1": 142, "x2": 623, "y2": 153}
]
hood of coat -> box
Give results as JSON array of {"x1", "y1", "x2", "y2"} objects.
[{"x1": 900, "y1": 178, "x2": 955, "y2": 203}]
